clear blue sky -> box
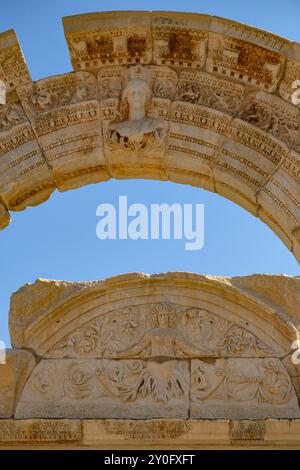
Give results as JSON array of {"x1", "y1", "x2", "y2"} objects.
[{"x1": 0, "y1": 0, "x2": 299, "y2": 347}]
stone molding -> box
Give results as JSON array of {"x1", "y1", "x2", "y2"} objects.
[{"x1": 0, "y1": 12, "x2": 298, "y2": 261}]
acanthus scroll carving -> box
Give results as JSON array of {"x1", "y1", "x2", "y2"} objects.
[{"x1": 47, "y1": 301, "x2": 273, "y2": 359}]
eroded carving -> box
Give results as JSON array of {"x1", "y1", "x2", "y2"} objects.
[
  {"x1": 240, "y1": 92, "x2": 300, "y2": 151},
  {"x1": 176, "y1": 70, "x2": 245, "y2": 115},
  {"x1": 0, "y1": 103, "x2": 27, "y2": 132},
  {"x1": 153, "y1": 25, "x2": 207, "y2": 68},
  {"x1": 65, "y1": 23, "x2": 152, "y2": 70},
  {"x1": 101, "y1": 419, "x2": 190, "y2": 439},
  {"x1": 191, "y1": 358, "x2": 299, "y2": 418},
  {"x1": 47, "y1": 302, "x2": 273, "y2": 359},
  {"x1": 0, "y1": 420, "x2": 80, "y2": 443},
  {"x1": 105, "y1": 65, "x2": 167, "y2": 154},
  {"x1": 15, "y1": 358, "x2": 190, "y2": 419},
  {"x1": 206, "y1": 33, "x2": 285, "y2": 92},
  {"x1": 0, "y1": 30, "x2": 31, "y2": 94},
  {"x1": 230, "y1": 420, "x2": 265, "y2": 440}
]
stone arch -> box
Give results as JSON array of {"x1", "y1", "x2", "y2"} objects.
[{"x1": 0, "y1": 12, "x2": 299, "y2": 261}]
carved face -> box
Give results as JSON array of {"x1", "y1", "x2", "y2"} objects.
[
  {"x1": 33, "y1": 90, "x2": 53, "y2": 110},
  {"x1": 157, "y1": 311, "x2": 169, "y2": 328},
  {"x1": 123, "y1": 78, "x2": 151, "y2": 112}
]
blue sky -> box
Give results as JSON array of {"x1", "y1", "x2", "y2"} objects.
[{"x1": 0, "y1": 0, "x2": 299, "y2": 346}]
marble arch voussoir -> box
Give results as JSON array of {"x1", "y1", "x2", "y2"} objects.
[{"x1": 0, "y1": 11, "x2": 299, "y2": 261}]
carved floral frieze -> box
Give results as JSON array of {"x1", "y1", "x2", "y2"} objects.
[{"x1": 47, "y1": 302, "x2": 273, "y2": 359}]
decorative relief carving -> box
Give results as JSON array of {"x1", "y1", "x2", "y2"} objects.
[
  {"x1": 0, "y1": 420, "x2": 80, "y2": 443},
  {"x1": 176, "y1": 70, "x2": 245, "y2": 115},
  {"x1": 0, "y1": 121, "x2": 54, "y2": 209},
  {"x1": 213, "y1": 18, "x2": 290, "y2": 53},
  {"x1": 153, "y1": 24, "x2": 207, "y2": 68},
  {"x1": 180, "y1": 308, "x2": 271, "y2": 357},
  {"x1": 279, "y1": 59, "x2": 300, "y2": 106},
  {"x1": 17, "y1": 72, "x2": 97, "y2": 121},
  {"x1": 47, "y1": 302, "x2": 273, "y2": 359},
  {"x1": 65, "y1": 25, "x2": 152, "y2": 70},
  {"x1": 230, "y1": 420, "x2": 265, "y2": 440},
  {"x1": 98, "y1": 359, "x2": 189, "y2": 404},
  {"x1": 16, "y1": 71, "x2": 105, "y2": 189},
  {"x1": 284, "y1": 152, "x2": 300, "y2": 184},
  {"x1": 151, "y1": 66, "x2": 178, "y2": 101},
  {"x1": 206, "y1": 33, "x2": 285, "y2": 92},
  {"x1": 239, "y1": 92, "x2": 300, "y2": 151},
  {"x1": 171, "y1": 101, "x2": 232, "y2": 137},
  {"x1": 101, "y1": 419, "x2": 190, "y2": 439},
  {"x1": 103, "y1": 65, "x2": 167, "y2": 155},
  {"x1": 0, "y1": 30, "x2": 31, "y2": 94},
  {"x1": 15, "y1": 355, "x2": 300, "y2": 419},
  {"x1": 227, "y1": 120, "x2": 287, "y2": 167},
  {"x1": 191, "y1": 358, "x2": 299, "y2": 419},
  {"x1": 0, "y1": 103, "x2": 27, "y2": 132},
  {"x1": 15, "y1": 358, "x2": 190, "y2": 419}
]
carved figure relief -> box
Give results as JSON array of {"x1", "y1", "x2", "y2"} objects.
[
  {"x1": 17, "y1": 72, "x2": 97, "y2": 121},
  {"x1": 239, "y1": 91, "x2": 300, "y2": 151},
  {"x1": 191, "y1": 358, "x2": 299, "y2": 419},
  {"x1": 47, "y1": 302, "x2": 274, "y2": 359},
  {"x1": 176, "y1": 70, "x2": 245, "y2": 115},
  {"x1": 0, "y1": 103, "x2": 27, "y2": 132},
  {"x1": 105, "y1": 65, "x2": 167, "y2": 153}
]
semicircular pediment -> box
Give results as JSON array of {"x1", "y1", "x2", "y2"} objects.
[{"x1": 8, "y1": 272, "x2": 300, "y2": 420}]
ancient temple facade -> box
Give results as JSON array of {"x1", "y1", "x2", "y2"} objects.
[{"x1": 0, "y1": 11, "x2": 299, "y2": 449}]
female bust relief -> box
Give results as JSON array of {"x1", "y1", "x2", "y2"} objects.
[{"x1": 108, "y1": 76, "x2": 165, "y2": 146}]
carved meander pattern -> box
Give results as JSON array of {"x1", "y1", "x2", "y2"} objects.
[{"x1": 14, "y1": 302, "x2": 300, "y2": 419}]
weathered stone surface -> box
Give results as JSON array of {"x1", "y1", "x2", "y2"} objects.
[
  {"x1": 230, "y1": 420, "x2": 266, "y2": 441},
  {"x1": 3, "y1": 418, "x2": 300, "y2": 448},
  {"x1": 5, "y1": 273, "x2": 300, "y2": 422},
  {"x1": 0, "y1": 350, "x2": 35, "y2": 418},
  {"x1": 9, "y1": 273, "x2": 293, "y2": 358},
  {"x1": 82, "y1": 419, "x2": 230, "y2": 447},
  {"x1": 15, "y1": 358, "x2": 190, "y2": 419},
  {"x1": 0, "y1": 104, "x2": 55, "y2": 210},
  {"x1": 0, "y1": 9, "x2": 299, "y2": 449},
  {"x1": 0, "y1": 12, "x2": 298, "y2": 261},
  {"x1": 17, "y1": 72, "x2": 108, "y2": 191},
  {"x1": 0, "y1": 30, "x2": 31, "y2": 100},
  {"x1": 206, "y1": 32, "x2": 285, "y2": 92},
  {"x1": 0, "y1": 419, "x2": 81, "y2": 446},
  {"x1": 0, "y1": 199, "x2": 10, "y2": 229},
  {"x1": 191, "y1": 358, "x2": 300, "y2": 419},
  {"x1": 230, "y1": 275, "x2": 300, "y2": 322}
]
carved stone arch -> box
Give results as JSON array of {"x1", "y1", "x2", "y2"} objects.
[
  {"x1": 1, "y1": 10, "x2": 300, "y2": 448},
  {"x1": 0, "y1": 12, "x2": 299, "y2": 261}
]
